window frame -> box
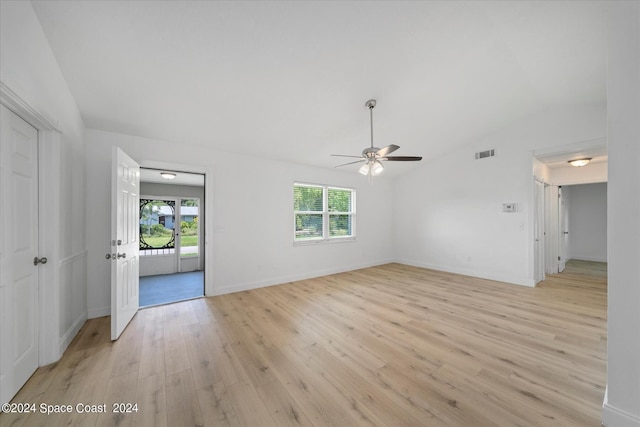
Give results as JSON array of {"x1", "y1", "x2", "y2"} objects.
[{"x1": 293, "y1": 182, "x2": 356, "y2": 245}]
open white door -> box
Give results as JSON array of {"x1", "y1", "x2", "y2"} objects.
[
  {"x1": 534, "y1": 179, "x2": 545, "y2": 283},
  {"x1": 110, "y1": 147, "x2": 140, "y2": 340},
  {"x1": 0, "y1": 105, "x2": 40, "y2": 403},
  {"x1": 545, "y1": 184, "x2": 560, "y2": 274},
  {"x1": 558, "y1": 187, "x2": 568, "y2": 273}
]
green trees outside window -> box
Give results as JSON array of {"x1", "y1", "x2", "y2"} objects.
[
  {"x1": 294, "y1": 184, "x2": 355, "y2": 242},
  {"x1": 139, "y1": 198, "x2": 199, "y2": 256}
]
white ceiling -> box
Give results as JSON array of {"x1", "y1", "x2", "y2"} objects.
[{"x1": 31, "y1": 1, "x2": 607, "y2": 177}]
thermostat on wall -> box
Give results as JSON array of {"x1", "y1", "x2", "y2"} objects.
[{"x1": 502, "y1": 203, "x2": 516, "y2": 212}]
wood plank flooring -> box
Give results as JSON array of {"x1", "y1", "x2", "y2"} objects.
[{"x1": 1, "y1": 263, "x2": 607, "y2": 426}]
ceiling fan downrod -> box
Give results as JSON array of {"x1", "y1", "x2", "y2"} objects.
[{"x1": 366, "y1": 99, "x2": 376, "y2": 149}]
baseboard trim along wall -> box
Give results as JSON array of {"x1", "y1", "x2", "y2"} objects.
[
  {"x1": 58, "y1": 312, "x2": 86, "y2": 358},
  {"x1": 602, "y1": 400, "x2": 640, "y2": 427},
  {"x1": 210, "y1": 259, "x2": 395, "y2": 297},
  {"x1": 395, "y1": 259, "x2": 536, "y2": 288}
]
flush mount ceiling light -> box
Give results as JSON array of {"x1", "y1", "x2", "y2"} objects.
[
  {"x1": 332, "y1": 99, "x2": 422, "y2": 180},
  {"x1": 160, "y1": 172, "x2": 177, "y2": 180},
  {"x1": 568, "y1": 158, "x2": 592, "y2": 167}
]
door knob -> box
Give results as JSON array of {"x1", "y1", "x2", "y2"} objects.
[
  {"x1": 33, "y1": 257, "x2": 48, "y2": 266},
  {"x1": 117, "y1": 253, "x2": 126, "y2": 259}
]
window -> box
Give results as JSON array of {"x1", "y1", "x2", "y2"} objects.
[
  {"x1": 179, "y1": 198, "x2": 200, "y2": 258},
  {"x1": 139, "y1": 197, "x2": 201, "y2": 257},
  {"x1": 139, "y1": 198, "x2": 176, "y2": 256},
  {"x1": 294, "y1": 183, "x2": 355, "y2": 243}
]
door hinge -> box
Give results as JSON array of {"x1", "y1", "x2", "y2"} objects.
[{"x1": 558, "y1": 256, "x2": 561, "y2": 261}]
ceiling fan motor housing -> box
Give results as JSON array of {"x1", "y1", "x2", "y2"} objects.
[{"x1": 362, "y1": 147, "x2": 380, "y2": 159}]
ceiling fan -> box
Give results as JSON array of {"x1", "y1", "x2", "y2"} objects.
[{"x1": 332, "y1": 99, "x2": 422, "y2": 177}]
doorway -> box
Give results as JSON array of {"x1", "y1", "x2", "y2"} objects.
[
  {"x1": 138, "y1": 168, "x2": 205, "y2": 307},
  {"x1": 534, "y1": 180, "x2": 608, "y2": 283}
]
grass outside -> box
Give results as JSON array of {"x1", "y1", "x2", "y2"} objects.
[{"x1": 142, "y1": 234, "x2": 198, "y2": 247}]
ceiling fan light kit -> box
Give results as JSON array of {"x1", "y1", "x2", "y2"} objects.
[
  {"x1": 332, "y1": 99, "x2": 422, "y2": 179},
  {"x1": 359, "y1": 159, "x2": 384, "y2": 176}
]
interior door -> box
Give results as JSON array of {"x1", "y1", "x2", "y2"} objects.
[
  {"x1": 110, "y1": 147, "x2": 140, "y2": 340},
  {"x1": 558, "y1": 187, "x2": 568, "y2": 273},
  {"x1": 534, "y1": 180, "x2": 545, "y2": 283},
  {"x1": 545, "y1": 184, "x2": 560, "y2": 274},
  {"x1": 0, "y1": 105, "x2": 40, "y2": 403}
]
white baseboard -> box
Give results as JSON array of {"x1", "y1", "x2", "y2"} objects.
[
  {"x1": 57, "y1": 312, "x2": 87, "y2": 358},
  {"x1": 394, "y1": 258, "x2": 536, "y2": 287},
  {"x1": 87, "y1": 306, "x2": 110, "y2": 319},
  {"x1": 603, "y1": 401, "x2": 640, "y2": 427},
  {"x1": 209, "y1": 259, "x2": 394, "y2": 297},
  {"x1": 569, "y1": 255, "x2": 608, "y2": 263}
]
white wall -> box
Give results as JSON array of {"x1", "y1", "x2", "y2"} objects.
[
  {"x1": 392, "y1": 103, "x2": 607, "y2": 286},
  {"x1": 566, "y1": 183, "x2": 607, "y2": 262},
  {"x1": 85, "y1": 129, "x2": 395, "y2": 317},
  {"x1": 603, "y1": 3, "x2": 640, "y2": 426},
  {"x1": 0, "y1": 1, "x2": 87, "y2": 361}
]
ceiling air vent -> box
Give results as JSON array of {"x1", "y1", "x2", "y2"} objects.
[{"x1": 475, "y1": 149, "x2": 495, "y2": 160}]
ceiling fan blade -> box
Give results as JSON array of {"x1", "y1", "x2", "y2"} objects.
[
  {"x1": 331, "y1": 154, "x2": 363, "y2": 158},
  {"x1": 376, "y1": 144, "x2": 400, "y2": 157},
  {"x1": 334, "y1": 159, "x2": 365, "y2": 168},
  {"x1": 383, "y1": 156, "x2": 423, "y2": 161}
]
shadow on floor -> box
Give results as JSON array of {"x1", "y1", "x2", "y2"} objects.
[{"x1": 139, "y1": 271, "x2": 204, "y2": 307}]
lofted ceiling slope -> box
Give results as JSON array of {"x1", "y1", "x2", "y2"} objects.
[{"x1": 31, "y1": 1, "x2": 607, "y2": 177}]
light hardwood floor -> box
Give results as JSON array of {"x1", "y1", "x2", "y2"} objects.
[{"x1": 2, "y1": 263, "x2": 607, "y2": 426}]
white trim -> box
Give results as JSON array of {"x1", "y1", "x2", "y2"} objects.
[
  {"x1": 58, "y1": 311, "x2": 86, "y2": 358},
  {"x1": 395, "y1": 258, "x2": 536, "y2": 288},
  {"x1": 59, "y1": 250, "x2": 88, "y2": 266},
  {"x1": 211, "y1": 259, "x2": 393, "y2": 296},
  {"x1": 1, "y1": 81, "x2": 63, "y2": 366},
  {"x1": 88, "y1": 306, "x2": 111, "y2": 319},
  {"x1": 38, "y1": 133, "x2": 62, "y2": 365},
  {"x1": 293, "y1": 182, "x2": 356, "y2": 244},
  {"x1": 57, "y1": 251, "x2": 87, "y2": 356},
  {"x1": 569, "y1": 255, "x2": 608, "y2": 263},
  {"x1": 0, "y1": 82, "x2": 60, "y2": 132},
  {"x1": 603, "y1": 396, "x2": 640, "y2": 427}
]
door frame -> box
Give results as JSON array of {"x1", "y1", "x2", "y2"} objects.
[
  {"x1": 137, "y1": 159, "x2": 213, "y2": 296},
  {"x1": 1, "y1": 82, "x2": 61, "y2": 365},
  {"x1": 177, "y1": 196, "x2": 202, "y2": 273},
  {"x1": 545, "y1": 184, "x2": 560, "y2": 274},
  {"x1": 533, "y1": 178, "x2": 546, "y2": 283}
]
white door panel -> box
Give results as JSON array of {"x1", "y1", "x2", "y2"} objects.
[
  {"x1": 0, "y1": 105, "x2": 39, "y2": 403},
  {"x1": 534, "y1": 180, "x2": 545, "y2": 283},
  {"x1": 558, "y1": 187, "x2": 568, "y2": 273},
  {"x1": 545, "y1": 184, "x2": 560, "y2": 274},
  {"x1": 111, "y1": 147, "x2": 140, "y2": 340}
]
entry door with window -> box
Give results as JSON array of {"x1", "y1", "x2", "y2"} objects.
[
  {"x1": 0, "y1": 105, "x2": 41, "y2": 403},
  {"x1": 139, "y1": 197, "x2": 200, "y2": 275},
  {"x1": 558, "y1": 187, "x2": 568, "y2": 273}
]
